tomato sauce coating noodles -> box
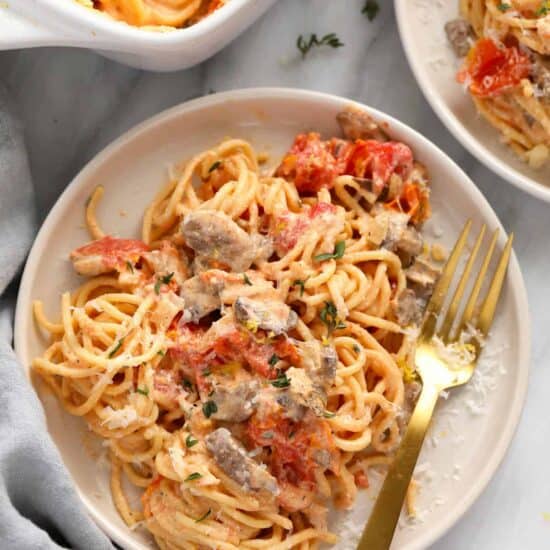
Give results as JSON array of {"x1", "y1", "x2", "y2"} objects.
[{"x1": 32, "y1": 109, "x2": 440, "y2": 549}]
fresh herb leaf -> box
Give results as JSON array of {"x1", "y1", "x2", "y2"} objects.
[
  {"x1": 497, "y1": 2, "x2": 511, "y2": 11},
  {"x1": 108, "y1": 337, "x2": 124, "y2": 358},
  {"x1": 202, "y1": 400, "x2": 218, "y2": 418},
  {"x1": 186, "y1": 434, "x2": 199, "y2": 448},
  {"x1": 157, "y1": 349, "x2": 166, "y2": 357},
  {"x1": 154, "y1": 272, "x2": 174, "y2": 294},
  {"x1": 208, "y1": 160, "x2": 222, "y2": 173},
  {"x1": 292, "y1": 277, "x2": 309, "y2": 297},
  {"x1": 243, "y1": 273, "x2": 253, "y2": 286},
  {"x1": 323, "y1": 410, "x2": 336, "y2": 418},
  {"x1": 126, "y1": 261, "x2": 134, "y2": 273},
  {"x1": 136, "y1": 387, "x2": 149, "y2": 396},
  {"x1": 195, "y1": 509, "x2": 211, "y2": 523},
  {"x1": 269, "y1": 354, "x2": 280, "y2": 367},
  {"x1": 362, "y1": 0, "x2": 380, "y2": 21},
  {"x1": 184, "y1": 472, "x2": 203, "y2": 482},
  {"x1": 297, "y1": 33, "x2": 344, "y2": 58},
  {"x1": 320, "y1": 301, "x2": 346, "y2": 335},
  {"x1": 181, "y1": 378, "x2": 193, "y2": 390},
  {"x1": 162, "y1": 272, "x2": 174, "y2": 284},
  {"x1": 314, "y1": 241, "x2": 346, "y2": 262},
  {"x1": 537, "y1": 3, "x2": 549, "y2": 16},
  {"x1": 353, "y1": 343, "x2": 361, "y2": 353},
  {"x1": 271, "y1": 371, "x2": 291, "y2": 388}
]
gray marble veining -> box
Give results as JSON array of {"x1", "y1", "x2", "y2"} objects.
[{"x1": 1, "y1": 1, "x2": 548, "y2": 548}]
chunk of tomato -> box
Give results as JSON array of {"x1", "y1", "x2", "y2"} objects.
[
  {"x1": 385, "y1": 181, "x2": 431, "y2": 224},
  {"x1": 247, "y1": 412, "x2": 336, "y2": 491},
  {"x1": 71, "y1": 236, "x2": 149, "y2": 273},
  {"x1": 345, "y1": 140, "x2": 414, "y2": 192},
  {"x1": 457, "y1": 38, "x2": 531, "y2": 97},
  {"x1": 213, "y1": 329, "x2": 299, "y2": 380},
  {"x1": 275, "y1": 133, "x2": 341, "y2": 193}
]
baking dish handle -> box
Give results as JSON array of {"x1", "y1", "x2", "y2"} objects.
[{"x1": 0, "y1": 7, "x2": 83, "y2": 49}]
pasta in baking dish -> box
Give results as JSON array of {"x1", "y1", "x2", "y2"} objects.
[
  {"x1": 76, "y1": 0, "x2": 226, "y2": 29},
  {"x1": 445, "y1": 0, "x2": 550, "y2": 168},
  {"x1": 32, "y1": 109, "x2": 441, "y2": 549}
]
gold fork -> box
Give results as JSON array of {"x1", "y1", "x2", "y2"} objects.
[{"x1": 357, "y1": 220, "x2": 514, "y2": 550}]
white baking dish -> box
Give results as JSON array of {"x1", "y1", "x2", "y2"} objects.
[{"x1": 0, "y1": 0, "x2": 277, "y2": 71}]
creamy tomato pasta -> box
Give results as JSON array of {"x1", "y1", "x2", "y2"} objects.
[
  {"x1": 32, "y1": 109, "x2": 440, "y2": 549},
  {"x1": 446, "y1": 0, "x2": 550, "y2": 168},
  {"x1": 77, "y1": 0, "x2": 226, "y2": 29}
]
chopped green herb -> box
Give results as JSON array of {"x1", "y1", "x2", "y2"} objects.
[
  {"x1": 184, "y1": 472, "x2": 203, "y2": 482},
  {"x1": 271, "y1": 371, "x2": 291, "y2": 389},
  {"x1": 243, "y1": 273, "x2": 253, "y2": 286},
  {"x1": 292, "y1": 278, "x2": 309, "y2": 297},
  {"x1": 320, "y1": 301, "x2": 346, "y2": 336},
  {"x1": 108, "y1": 337, "x2": 124, "y2": 358},
  {"x1": 208, "y1": 160, "x2": 222, "y2": 173},
  {"x1": 154, "y1": 272, "x2": 175, "y2": 294},
  {"x1": 323, "y1": 411, "x2": 336, "y2": 418},
  {"x1": 157, "y1": 350, "x2": 166, "y2": 357},
  {"x1": 181, "y1": 378, "x2": 193, "y2": 390},
  {"x1": 185, "y1": 434, "x2": 199, "y2": 448},
  {"x1": 362, "y1": 0, "x2": 380, "y2": 21},
  {"x1": 297, "y1": 33, "x2": 344, "y2": 58},
  {"x1": 314, "y1": 241, "x2": 346, "y2": 262},
  {"x1": 353, "y1": 343, "x2": 361, "y2": 353},
  {"x1": 126, "y1": 261, "x2": 134, "y2": 273},
  {"x1": 269, "y1": 354, "x2": 280, "y2": 367},
  {"x1": 162, "y1": 272, "x2": 174, "y2": 284},
  {"x1": 202, "y1": 400, "x2": 218, "y2": 418},
  {"x1": 537, "y1": 2, "x2": 549, "y2": 16},
  {"x1": 497, "y1": 2, "x2": 511, "y2": 11},
  {"x1": 195, "y1": 509, "x2": 211, "y2": 523},
  {"x1": 136, "y1": 387, "x2": 149, "y2": 396}
]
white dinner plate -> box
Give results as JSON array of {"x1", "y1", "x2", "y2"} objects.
[
  {"x1": 14, "y1": 88, "x2": 530, "y2": 550},
  {"x1": 395, "y1": 0, "x2": 550, "y2": 203}
]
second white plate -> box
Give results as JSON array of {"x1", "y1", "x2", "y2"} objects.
[{"x1": 395, "y1": 0, "x2": 550, "y2": 203}]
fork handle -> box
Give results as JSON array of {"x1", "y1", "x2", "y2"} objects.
[{"x1": 357, "y1": 383, "x2": 440, "y2": 550}]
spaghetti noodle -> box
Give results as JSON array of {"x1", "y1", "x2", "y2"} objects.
[
  {"x1": 76, "y1": 0, "x2": 226, "y2": 29},
  {"x1": 446, "y1": 0, "x2": 550, "y2": 168},
  {"x1": 32, "y1": 109, "x2": 439, "y2": 549}
]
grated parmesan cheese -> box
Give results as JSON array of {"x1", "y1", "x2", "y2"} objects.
[{"x1": 100, "y1": 405, "x2": 138, "y2": 430}]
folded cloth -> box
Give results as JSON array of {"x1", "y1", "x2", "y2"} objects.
[{"x1": 0, "y1": 84, "x2": 114, "y2": 549}]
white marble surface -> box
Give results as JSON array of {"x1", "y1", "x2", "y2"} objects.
[{"x1": 2, "y1": 1, "x2": 549, "y2": 548}]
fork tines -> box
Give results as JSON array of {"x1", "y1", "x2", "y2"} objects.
[{"x1": 420, "y1": 220, "x2": 514, "y2": 348}]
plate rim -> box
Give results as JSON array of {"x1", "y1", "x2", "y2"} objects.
[
  {"x1": 14, "y1": 87, "x2": 531, "y2": 550},
  {"x1": 394, "y1": 0, "x2": 550, "y2": 204}
]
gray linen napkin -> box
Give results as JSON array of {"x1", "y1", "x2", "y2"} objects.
[{"x1": 0, "y1": 84, "x2": 114, "y2": 549}]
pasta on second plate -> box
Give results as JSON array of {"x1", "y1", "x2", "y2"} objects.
[
  {"x1": 32, "y1": 109, "x2": 441, "y2": 549},
  {"x1": 446, "y1": 0, "x2": 550, "y2": 168}
]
